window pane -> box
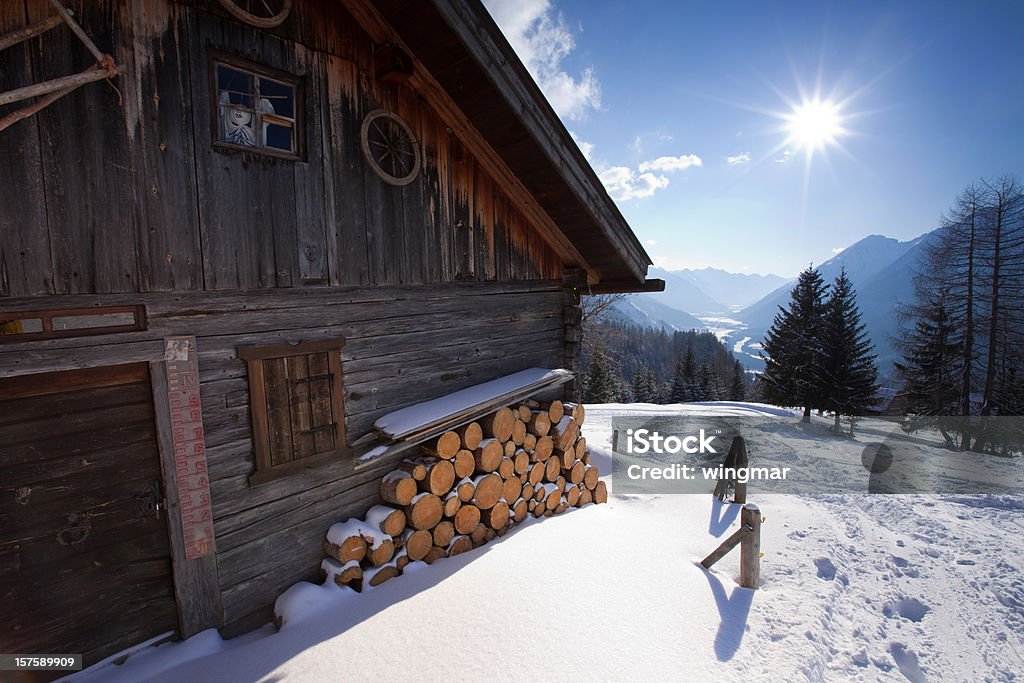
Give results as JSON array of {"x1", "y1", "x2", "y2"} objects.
[
  {"x1": 263, "y1": 121, "x2": 294, "y2": 152},
  {"x1": 0, "y1": 317, "x2": 43, "y2": 335},
  {"x1": 51, "y1": 311, "x2": 136, "y2": 330},
  {"x1": 259, "y1": 77, "x2": 294, "y2": 119},
  {"x1": 217, "y1": 65, "x2": 253, "y2": 106}
]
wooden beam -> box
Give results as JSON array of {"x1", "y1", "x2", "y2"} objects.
[
  {"x1": 585, "y1": 278, "x2": 666, "y2": 295},
  {"x1": 700, "y1": 527, "x2": 744, "y2": 569},
  {"x1": 0, "y1": 14, "x2": 63, "y2": 52},
  {"x1": 0, "y1": 62, "x2": 114, "y2": 107},
  {"x1": 424, "y1": 0, "x2": 652, "y2": 280},
  {"x1": 150, "y1": 360, "x2": 223, "y2": 638}
]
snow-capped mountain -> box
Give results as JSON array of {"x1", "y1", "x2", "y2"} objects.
[
  {"x1": 737, "y1": 232, "x2": 931, "y2": 371},
  {"x1": 646, "y1": 267, "x2": 728, "y2": 315},
  {"x1": 676, "y1": 267, "x2": 790, "y2": 310},
  {"x1": 609, "y1": 294, "x2": 706, "y2": 332}
]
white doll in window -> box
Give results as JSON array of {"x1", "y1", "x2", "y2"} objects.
[{"x1": 219, "y1": 91, "x2": 257, "y2": 147}]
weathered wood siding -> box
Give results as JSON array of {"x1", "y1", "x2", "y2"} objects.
[
  {"x1": 0, "y1": 0, "x2": 563, "y2": 297},
  {"x1": 0, "y1": 0, "x2": 575, "y2": 638},
  {"x1": 0, "y1": 280, "x2": 567, "y2": 632}
]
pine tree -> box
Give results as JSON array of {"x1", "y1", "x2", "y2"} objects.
[
  {"x1": 729, "y1": 359, "x2": 746, "y2": 401},
  {"x1": 820, "y1": 268, "x2": 878, "y2": 434},
  {"x1": 760, "y1": 266, "x2": 829, "y2": 420},
  {"x1": 696, "y1": 359, "x2": 721, "y2": 401},
  {"x1": 670, "y1": 352, "x2": 695, "y2": 403},
  {"x1": 583, "y1": 350, "x2": 616, "y2": 403},
  {"x1": 895, "y1": 293, "x2": 963, "y2": 448}
]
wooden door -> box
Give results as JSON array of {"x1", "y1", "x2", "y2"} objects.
[{"x1": 0, "y1": 363, "x2": 179, "y2": 666}]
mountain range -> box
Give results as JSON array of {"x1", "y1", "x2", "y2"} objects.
[{"x1": 612, "y1": 231, "x2": 934, "y2": 374}]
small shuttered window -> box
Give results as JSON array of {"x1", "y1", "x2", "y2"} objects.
[{"x1": 239, "y1": 339, "x2": 350, "y2": 486}]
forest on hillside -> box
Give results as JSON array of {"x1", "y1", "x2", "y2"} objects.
[{"x1": 578, "y1": 318, "x2": 751, "y2": 404}]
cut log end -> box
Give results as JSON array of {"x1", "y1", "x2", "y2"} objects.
[
  {"x1": 435, "y1": 430, "x2": 462, "y2": 460},
  {"x1": 367, "y1": 537, "x2": 396, "y2": 567},
  {"x1": 481, "y1": 407, "x2": 515, "y2": 441},
  {"x1": 403, "y1": 528, "x2": 433, "y2": 561},
  {"x1": 453, "y1": 449, "x2": 475, "y2": 479},
  {"x1": 471, "y1": 473, "x2": 503, "y2": 510},
  {"x1": 433, "y1": 520, "x2": 456, "y2": 548},
  {"x1": 406, "y1": 493, "x2": 444, "y2": 530},
  {"x1": 457, "y1": 422, "x2": 483, "y2": 451},
  {"x1": 380, "y1": 473, "x2": 417, "y2": 506},
  {"x1": 454, "y1": 504, "x2": 481, "y2": 535},
  {"x1": 484, "y1": 500, "x2": 510, "y2": 530},
  {"x1": 473, "y1": 439, "x2": 503, "y2": 473},
  {"x1": 422, "y1": 458, "x2": 456, "y2": 496},
  {"x1": 324, "y1": 535, "x2": 367, "y2": 564}
]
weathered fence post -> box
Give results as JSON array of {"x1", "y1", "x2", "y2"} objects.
[
  {"x1": 733, "y1": 438, "x2": 749, "y2": 504},
  {"x1": 713, "y1": 436, "x2": 747, "y2": 502},
  {"x1": 739, "y1": 503, "x2": 761, "y2": 589}
]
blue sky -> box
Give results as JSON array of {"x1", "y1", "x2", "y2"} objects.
[{"x1": 482, "y1": 0, "x2": 1024, "y2": 276}]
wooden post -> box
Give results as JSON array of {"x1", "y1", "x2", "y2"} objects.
[
  {"x1": 699, "y1": 528, "x2": 744, "y2": 569},
  {"x1": 150, "y1": 358, "x2": 223, "y2": 637},
  {"x1": 733, "y1": 437, "x2": 749, "y2": 504},
  {"x1": 739, "y1": 503, "x2": 761, "y2": 589},
  {"x1": 612, "y1": 429, "x2": 619, "y2": 453}
]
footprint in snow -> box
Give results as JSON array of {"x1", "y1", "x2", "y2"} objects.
[
  {"x1": 814, "y1": 557, "x2": 837, "y2": 581},
  {"x1": 889, "y1": 643, "x2": 927, "y2": 683},
  {"x1": 883, "y1": 597, "x2": 930, "y2": 623}
]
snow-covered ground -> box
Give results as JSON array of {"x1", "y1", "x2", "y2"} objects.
[
  {"x1": 696, "y1": 314, "x2": 746, "y2": 341},
  {"x1": 70, "y1": 403, "x2": 1024, "y2": 682}
]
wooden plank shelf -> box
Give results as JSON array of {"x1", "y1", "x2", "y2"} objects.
[{"x1": 354, "y1": 367, "x2": 573, "y2": 467}]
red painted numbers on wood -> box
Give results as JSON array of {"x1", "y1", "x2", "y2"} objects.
[{"x1": 165, "y1": 336, "x2": 214, "y2": 560}]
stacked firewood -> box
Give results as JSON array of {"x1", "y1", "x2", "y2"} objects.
[{"x1": 318, "y1": 400, "x2": 606, "y2": 592}]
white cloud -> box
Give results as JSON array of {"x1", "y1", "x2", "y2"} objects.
[
  {"x1": 831, "y1": 246, "x2": 846, "y2": 254},
  {"x1": 595, "y1": 151, "x2": 702, "y2": 202},
  {"x1": 775, "y1": 149, "x2": 793, "y2": 164},
  {"x1": 652, "y1": 255, "x2": 690, "y2": 270},
  {"x1": 598, "y1": 166, "x2": 670, "y2": 201},
  {"x1": 483, "y1": 0, "x2": 600, "y2": 121},
  {"x1": 638, "y1": 154, "x2": 703, "y2": 172},
  {"x1": 726, "y1": 152, "x2": 751, "y2": 166},
  {"x1": 646, "y1": 239, "x2": 658, "y2": 246},
  {"x1": 568, "y1": 130, "x2": 594, "y2": 161}
]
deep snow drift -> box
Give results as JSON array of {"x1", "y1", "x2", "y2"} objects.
[{"x1": 69, "y1": 403, "x2": 1024, "y2": 682}]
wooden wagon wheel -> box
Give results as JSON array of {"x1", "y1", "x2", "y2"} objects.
[
  {"x1": 360, "y1": 109, "x2": 421, "y2": 186},
  {"x1": 217, "y1": 0, "x2": 293, "y2": 28}
]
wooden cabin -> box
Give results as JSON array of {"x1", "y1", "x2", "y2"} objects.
[{"x1": 0, "y1": 0, "x2": 659, "y2": 665}]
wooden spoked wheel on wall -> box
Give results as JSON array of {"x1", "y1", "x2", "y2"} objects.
[
  {"x1": 360, "y1": 109, "x2": 421, "y2": 186},
  {"x1": 217, "y1": 0, "x2": 293, "y2": 28}
]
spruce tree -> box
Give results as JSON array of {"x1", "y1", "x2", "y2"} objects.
[
  {"x1": 820, "y1": 268, "x2": 878, "y2": 433},
  {"x1": 895, "y1": 293, "x2": 962, "y2": 447},
  {"x1": 729, "y1": 359, "x2": 747, "y2": 401},
  {"x1": 584, "y1": 350, "x2": 616, "y2": 403},
  {"x1": 670, "y1": 352, "x2": 695, "y2": 403},
  {"x1": 760, "y1": 266, "x2": 829, "y2": 420},
  {"x1": 696, "y1": 359, "x2": 721, "y2": 401}
]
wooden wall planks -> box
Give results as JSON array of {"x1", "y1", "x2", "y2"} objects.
[
  {"x1": 0, "y1": 0, "x2": 563, "y2": 298},
  {"x1": 1, "y1": 0, "x2": 575, "y2": 640},
  {"x1": 0, "y1": 280, "x2": 567, "y2": 632}
]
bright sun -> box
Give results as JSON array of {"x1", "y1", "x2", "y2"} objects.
[{"x1": 785, "y1": 98, "x2": 844, "y2": 153}]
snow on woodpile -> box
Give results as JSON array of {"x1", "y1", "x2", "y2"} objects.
[{"x1": 373, "y1": 368, "x2": 572, "y2": 438}]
